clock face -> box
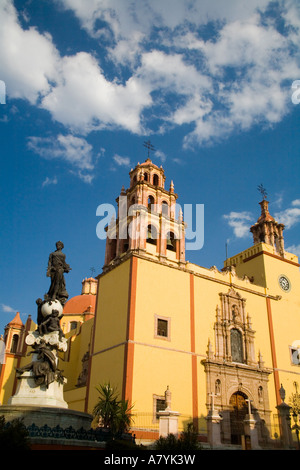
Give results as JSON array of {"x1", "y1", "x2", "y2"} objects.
[{"x1": 278, "y1": 275, "x2": 291, "y2": 292}]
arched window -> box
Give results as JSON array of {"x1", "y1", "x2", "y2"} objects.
[
  {"x1": 147, "y1": 225, "x2": 158, "y2": 245},
  {"x1": 70, "y1": 321, "x2": 78, "y2": 331},
  {"x1": 161, "y1": 201, "x2": 169, "y2": 217},
  {"x1": 123, "y1": 236, "x2": 129, "y2": 253},
  {"x1": 148, "y1": 195, "x2": 155, "y2": 211},
  {"x1": 215, "y1": 379, "x2": 221, "y2": 395},
  {"x1": 10, "y1": 334, "x2": 19, "y2": 354},
  {"x1": 166, "y1": 232, "x2": 176, "y2": 251},
  {"x1": 274, "y1": 233, "x2": 280, "y2": 252},
  {"x1": 153, "y1": 174, "x2": 159, "y2": 186},
  {"x1": 230, "y1": 328, "x2": 243, "y2": 363},
  {"x1": 144, "y1": 172, "x2": 149, "y2": 182}
]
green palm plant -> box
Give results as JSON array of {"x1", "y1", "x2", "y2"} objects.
[
  {"x1": 115, "y1": 398, "x2": 135, "y2": 434},
  {"x1": 93, "y1": 382, "x2": 134, "y2": 435}
]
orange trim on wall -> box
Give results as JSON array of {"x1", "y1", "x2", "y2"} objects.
[
  {"x1": 12, "y1": 316, "x2": 32, "y2": 396},
  {"x1": 190, "y1": 273, "x2": 198, "y2": 431},
  {"x1": 266, "y1": 297, "x2": 281, "y2": 406},
  {"x1": 244, "y1": 250, "x2": 300, "y2": 267},
  {"x1": 0, "y1": 363, "x2": 6, "y2": 400},
  {"x1": 123, "y1": 255, "x2": 138, "y2": 404},
  {"x1": 85, "y1": 274, "x2": 102, "y2": 412}
]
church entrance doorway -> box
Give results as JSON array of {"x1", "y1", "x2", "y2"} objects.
[{"x1": 229, "y1": 391, "x2": 248, "y2": 445}]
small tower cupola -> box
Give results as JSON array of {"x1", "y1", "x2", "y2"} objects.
[
  {"x1": 81, "y1": 277, "x2": 98, "y2": 295},
  {"x1": 3, "y1": 312, "x2": 25, "y2": 355},
  {"x1": 250, "y1": 199, "x2": 285, "y2": 256}
]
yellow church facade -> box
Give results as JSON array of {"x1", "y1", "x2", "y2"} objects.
[{"x1": 1, "y1": 158, "x2": 300, "y2": 447}]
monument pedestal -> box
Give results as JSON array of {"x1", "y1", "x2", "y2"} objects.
[
  {"x1": 8, "y1": 371, "x2": 68, "y2": 408},
  {"x1": 206, "y1": 409, "x2": 223, "y2": 448},
  {"x1": 0, "y1": 404, "x2": 105, "y2": 449},
  {"x1": 277, "y1": 402, "x2": 294, "y2": 449},
  {"x1": 158, "y1": 409, "x2": 180, "y2": 437},
  {"x1": 243, "y1": 414, "x2": 260, "y2": 450}
]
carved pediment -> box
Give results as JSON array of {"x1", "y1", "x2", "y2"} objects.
[
  {"x1": 213, "y1": 288, "x2": 256, "y2": 366},
  {"x1": 218, "y1": 288, "x2": 246, "y2": 325}
]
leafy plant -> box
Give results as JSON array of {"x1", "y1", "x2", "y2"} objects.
[
  {"x1": 0, "y1": 415, "x2": 30, "y2": 451},
  {"x1": 154, "y1": 423, "x2": 199, "y2": 451},
  {"x1": 93, "y1": 382, "x2": 134, "y2": 436}
]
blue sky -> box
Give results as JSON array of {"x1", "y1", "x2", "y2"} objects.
[{"x1": 1, "y1": 0, "x2": 300, "y2": 333}]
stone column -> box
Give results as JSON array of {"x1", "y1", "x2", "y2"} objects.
[
  {"x1": 277, "y1": 402, "x2": 294, "y2": 449},
  {"x1": 206, "y1": 393, "x2": 222, "y2": 448},
  {"x1": 159, "y1": 409, "x2": 180, "y2": 437},
  {"x1": 243, "y1": 400, "x2": 260, "y2": 450},
  {"x1": 277, "y1": 384, "x2": 294, "y2": 449},
  {"x1": 158, "y1": 386, "x2": 180, "y2": 437}
]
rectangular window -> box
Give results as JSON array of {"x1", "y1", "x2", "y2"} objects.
[
  {"x1": 153, "y1": 395, "x2": 166, "y2": 422},
  {"x1": 155, "y1": 315, "x2": 171, "y2": 340},
  {"x1": 157, "y1": 319, "x2": 168, "y2": 337}
]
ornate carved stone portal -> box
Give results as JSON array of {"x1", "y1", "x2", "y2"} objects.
[{"x1": 202, "y1": 288, "x2": 273, "y2": 446}]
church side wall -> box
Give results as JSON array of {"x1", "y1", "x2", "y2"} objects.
[
  {"x1": 132, "y1": 258, "x2": 193, "y2": 428},
  {"x1": 86, "y1": 259, "x2": 131, "y2": 413},
  {"x1": 262, "y1": 254, "x2": 300, "y2": 409}
]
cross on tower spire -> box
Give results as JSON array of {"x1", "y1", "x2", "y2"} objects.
[{"x1": 143, "y1": 140, "x2": 155, "y2": 159}]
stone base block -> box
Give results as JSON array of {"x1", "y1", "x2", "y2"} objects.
[
  {"x1": 8, "y1": 371, "x2": 68, "y2": 408},
  {"x1": 0, "y1": 404, "x2": 93, "y2": 430},
  {"x1": 0, "y1": 404, "x2": 101, "y2": 449},
  {"x1": 158, "y1": 410, "x2": 180, "y2": 437}
]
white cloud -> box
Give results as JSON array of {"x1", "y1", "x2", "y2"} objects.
[
  {"x1": 0, "y1": 0, "x2": 60, "y2": 104},
  {"x1": 57, "y1": 0, "x2": 270, "y2": 41},
  {"x1": 138, "y1": 50, "x2": 211, "y2": 95},
  {"x1": 285, "y1": 244, "x2": 300, "y2": 257},
  {"x1": 223, "y1": 211, "x2": 253, "y2": 238},
  {"x1": 154, "y1": 150, "x2": 167, "y2": 163},
  {"x1": 275, "y1": 200, "x2": 300, "y2": 229},
  {"x1": 42, "y1": 176, "x2": 58, "y2": 187},
  {"x1": 113, "y1": 154, "x2": 131, "y2": 166},
  {"x1": 1, "y1": 303, "x2": 17, "y2": 313},
  {"x1": 28, "y1": 134, "x2": 95, "y2": 182},
  {"x1": 41, "y1": 52, "x2": 152, "y2": 134},
  {"x1": 2, "y1": 0, "x2": 300, "y2": 150}
]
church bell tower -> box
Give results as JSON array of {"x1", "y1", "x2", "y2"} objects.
[
  {"x1": 250, "y1": 198, "x2": 285, "y2": 257},
  {"x1": 104, "y1": 158, "x2": 186, "y2": 269}
]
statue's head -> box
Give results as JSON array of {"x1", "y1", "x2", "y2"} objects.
[{"x1": 56, "y1": 241, "x2": 64, "y2": 250}]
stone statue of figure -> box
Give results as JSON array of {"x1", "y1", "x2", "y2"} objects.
[
  {"x1": 16, "y1": 340, "x2": 58, "y2": 388},
  {"x1": 45, "y1": 241, "x2": 71, "y2": 305},
  {"x1": 38, "y1": 309, "x2": 64, "y2": 340}
]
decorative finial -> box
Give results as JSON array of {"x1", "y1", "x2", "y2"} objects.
[
  {"x1": 257, "y1": 184, "x2": 268, "y2": 200},
  {"x1": 279, "y1": 383, "x2": 286, "y2": 402}
]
